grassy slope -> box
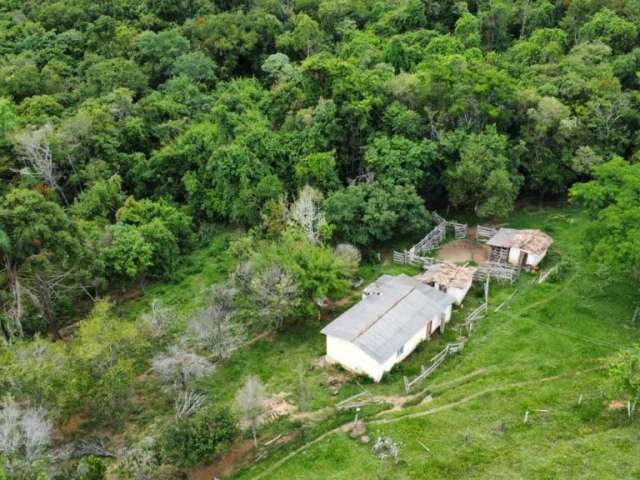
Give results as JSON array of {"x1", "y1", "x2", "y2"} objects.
[{"x1": 229, "y1": 206, "x2": 640, "y2": 479}]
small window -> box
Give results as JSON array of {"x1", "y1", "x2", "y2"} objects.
[{"x1": 396, "y1": 345, "x2": 404, "y2": 357}]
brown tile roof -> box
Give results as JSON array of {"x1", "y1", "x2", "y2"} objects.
[
  {"x1": 419, "y1": 262, "x2": 477, "y2": 289},
  {"x1": 487, "y1": 228, "x2": 553, "y2": 255}
]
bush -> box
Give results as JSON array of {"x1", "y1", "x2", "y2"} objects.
[
  {"x1": 159, "y1": 407, "x2": 238, "y2": 468},
  {"x1": 76, "y1": 456, "x2": 106, "y2": 480}
]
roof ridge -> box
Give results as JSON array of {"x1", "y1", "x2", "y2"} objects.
[{"x1": 350, "y1": 283, "x2": 416, "y2": 343}]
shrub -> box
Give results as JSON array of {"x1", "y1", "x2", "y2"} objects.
[
  {"x1": 159, "y1": 408, "x2": 237, "y2": 468},
  {"x1": 75, "y1": 456, "x2": 106, "y2": 480}
]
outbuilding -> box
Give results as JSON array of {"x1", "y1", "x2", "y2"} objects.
[
  {"x1": 487, "y1": 228, "x2": 553, "y2": 267},
  {"x1": 321, "y1": 274, "x2": 456, "y2": 382},
  {"x1": 419, "y1": 262, "x2": 477, "y2": 305}
]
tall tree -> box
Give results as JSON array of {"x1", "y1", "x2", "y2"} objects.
[{"x1": 0, "y1": 189, "x2": 83, "y2": 339}]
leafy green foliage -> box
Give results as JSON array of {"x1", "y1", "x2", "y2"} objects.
[
  {"x1": 75, "y1": 456, "x2": 107, "y2": 480},
  {"x1": 3, "y1": 0, "x2": 640, "y2": 475},
  {"x1": 159, "y1": 408, "x2": 238, "y2": 468},
  {"x1": 325, "y1": 182, "x2": 429, "y2": 247},
  {"x1": 608, "y1": 343, "x2": 640, "y2": 406},
  {"x1": 100, "y1": 223, "x2": 153, "y2": 282},
  {"x1": 570, "y1": 157, "x2": 640, "y2": 277},
  {"x1": 445, "y1": 126, "x2": 520, "y2": 218}
]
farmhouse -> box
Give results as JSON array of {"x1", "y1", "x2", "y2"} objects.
[
  {"x1": 487, "y1": 228, "x2": 553, "y2": 267},
  {"x1": 321, "y1": 274, "x2": 456, "y2": 382},
  {"x1": 419, "y1": 262, "x2": 477, "y2": 305}
]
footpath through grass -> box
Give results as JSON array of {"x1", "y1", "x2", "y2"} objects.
[{"x1": 232, "y1": 205, "x2": 640, "y2": 479}]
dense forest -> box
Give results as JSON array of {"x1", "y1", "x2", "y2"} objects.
[{"x1": 1, "y1": 0, "x2": 640, "y2": 478}]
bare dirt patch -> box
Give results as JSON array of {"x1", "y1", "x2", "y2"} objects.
[
  {"x1": 58, "y1": 413, "x2": 88, "y2": 438},
  {"x1": 437, "y1": 239, "x2": 489, "y2": 264},
  {"x1": 188, "y1": 439, "x2": 254, "y2": 480},
  {"x1": 607, "y1": 400, "x2": 626, "y2": 410}
]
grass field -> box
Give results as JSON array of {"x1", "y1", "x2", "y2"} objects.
[{"x1": 222, "y1": 205, "x2": 640, "y2": 480}]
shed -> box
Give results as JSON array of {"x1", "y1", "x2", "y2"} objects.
[
  {"x1": 321, "y1": 274, "x2": 455, "y2": 382},
  {"x1": 419, "y1": 262, "x2": 477, "y2": 305},
  {"x1": 487, "y1": 228, "x2": 553, "y2": 267}
]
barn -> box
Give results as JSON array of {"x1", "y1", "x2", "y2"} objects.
[
  {"x1": 321, "y1": 274, "x2": 456, "y2": 382},
  {"x1": 487, "y1": 228, "x2": 553, "y2": 267},
  {"x1": 419, "y1": 262, "x2": 477, "y2": 305}
]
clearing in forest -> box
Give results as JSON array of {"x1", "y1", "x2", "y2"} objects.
[{"x1": 231, "y1": 206, "x2": 640, "y2": 480}]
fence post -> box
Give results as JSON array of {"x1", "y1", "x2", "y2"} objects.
[
  {"x1": 403, "y1": 376, "x2": 410, "y2": 394},
  {"x1": 484, "y1": 276, "x2": 490, "y2": 304}
]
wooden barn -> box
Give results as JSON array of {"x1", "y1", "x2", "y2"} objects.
[
  {"x1": 419, "y1": 262, "x2": 477, "y2": 305},
  {"x1": 321, "y1": 274, "x2": 455, "y2": 382},
  {"x1": 487, "y1": 228, "x2": 553, "y2": 267}
]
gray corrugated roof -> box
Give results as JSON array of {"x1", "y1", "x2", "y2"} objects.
[{"x1": 321, "y1": 274, "x2": 455, "y2": 363}]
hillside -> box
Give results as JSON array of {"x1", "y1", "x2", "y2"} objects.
[
  {"x1": 236, "y1": 206, "x2": 640, "y2": 479},
  {"x1": 1, "y1": 0, "x2": 640, "y2": 478}
]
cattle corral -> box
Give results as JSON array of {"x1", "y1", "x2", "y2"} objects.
[{"x1": 348, "y1": 213, "x2": 554, "y2": 381}]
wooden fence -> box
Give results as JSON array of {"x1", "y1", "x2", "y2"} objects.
[
  {"x1": 432, "y1": 212, "x2": 446, "y2": 225},
  {"x1": 474, "y1": 262, "x2": 519, "y2": 283},
  {"x1": 463, "y1": 303, "x2": 487, "y2": 334},
  {"x1": 409, "y1": 223, "x2": 447, "y2": 256},
  {"x1": 476, "y1": 225, "x2": 497, "y2": 242},
  {"x1": 397, "y1": 213, "x2": 469, "y2": 263},
  {"x1": 451, "y1": 222, "x2": 468, "y2": 240},
  {"x1": 490, "y1": 246, "x2": 509, "y2": 263},
  {"x1": 393, "y1": 250, "x2": 439, "y2": 268},
  {"x1": 336, "y1": 391, "x2": 376, "y2": 410},
  {"x1": 403, "y1": 341, "x2": 465, "y2": 393}
]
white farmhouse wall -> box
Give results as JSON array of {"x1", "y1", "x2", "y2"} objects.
[
  {"x1": 443, "y1": 304, "x2": 452, "y2": 323},
  {"x1": 445, "y1": 285, "x2": 470, "y2": 305},
  {"x1": 508, "y1": 247, "x2": 521, "y2": 265},
  {"x1": 507, "y1": 247, "x2": 546, "y2": 267},
  {"x1": 525, "y1": 251, "x2": 544, "y2": 267},
  {"x1": 326, "y1": 309, "x2": 451, "y2": 382},
  {"x1": 380, "y1": 324, "x2": 429, "y2": 373},
  {"x1": 326, "y1": 335, "x2": 385, "y2": 381}
]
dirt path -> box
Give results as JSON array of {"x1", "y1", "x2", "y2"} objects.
[
  {"x1": 249, "y1": 367, "x2": 602, "y2": 479},
  {"x1": 370, "y1": 367, "x2": 603, "y2": 425},
  {"x1": 189, "y1": 440, "x2": 254, "y2": 480}
]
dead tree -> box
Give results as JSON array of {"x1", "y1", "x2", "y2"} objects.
[
  {"x1": 187, "y1": 285, "x2": 245, "y2": 361},
  {"x1": 13, "y1": 125, "x2": 67, "y2": 204},
  {"x1": 0, "y1": 397, "x2": 53, "y2": 474},
  {"x1": 231, "y1": 261, "x2": 254, "y2": 294},
  {"x1": 288, "y1": 186, "x2": 326, "y2": 244},
  {"x1": 236, "y1": 375, "x2": 266, "y2": 448},
  {"x1": 116, "y1": 438, "x2": 158, "y2": 480},
  {"x1": 335, "y1": 243, "x2": 361, "y2": 266},
  {"x1": 2, "y1": 255, "x2": 23, "y2": 341},
  {"x1": 251, "y1": 264, "x2": 299, "y2": 331},
  {"x1": 20, "y1": 260, "x2": 75, "y2": 340},
  {"x1": 142, "y1": 299, "x2": 178, "y2": 338},
  {"x1": 151, "y1": 346, "x2": 214, "y2": 392},
  {"x1": 174, "y1": 390, "x2": 207, "y2": 420}
]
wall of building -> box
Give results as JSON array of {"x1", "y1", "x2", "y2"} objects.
[
  {"x1": 325, "y1": 308, "x2": 450, "y2": 382},
  {"x1": 526, "y1": 251, "x2": 544, "y2": 267},
  {"x1": 443, "y1": 285, "x2": 470, "y2": 305},
  {"x1": 508, "y1": 247, "x2": 546, "y2": 267},
  {"x1": 326, "y1": 335, "x2": 385, "y2": 381},
  {"x1": 508, "y1": 247, "x2": 521, "y2": 265}
]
